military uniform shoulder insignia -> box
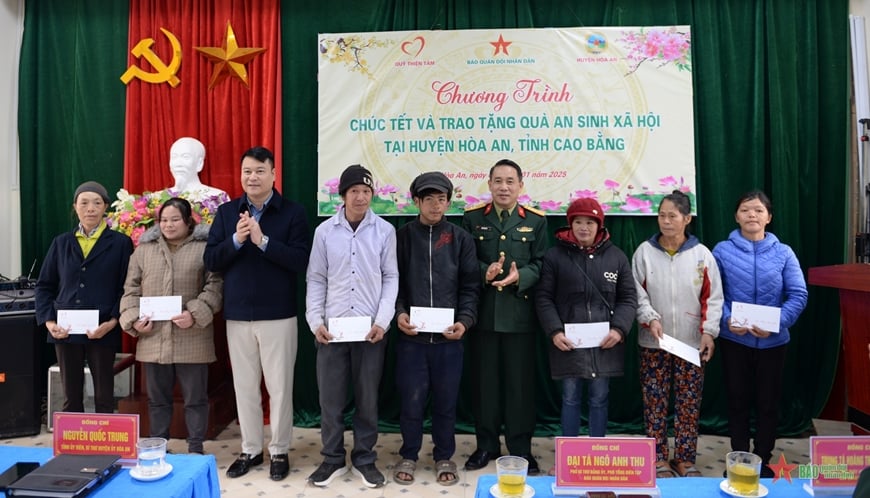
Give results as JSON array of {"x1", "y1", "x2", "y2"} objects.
[
  {"x1": 522, "y1": 204, "x2": 546, "y2": 217},
  {"x1": 464, "y1": 202, "x2": 487, "y2": 212}
]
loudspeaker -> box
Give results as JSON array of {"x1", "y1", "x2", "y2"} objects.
[{"x1": 0, "y1": 312, "x2": 41, "y2": 437}]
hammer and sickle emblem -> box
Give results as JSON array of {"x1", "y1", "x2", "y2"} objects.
[{"x1": 120, "y1": 27, "x2": 182, "y2": 87}]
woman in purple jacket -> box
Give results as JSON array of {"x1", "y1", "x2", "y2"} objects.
[{"x1": 712, "y1": 190, "x2": 808, "y2": 477}]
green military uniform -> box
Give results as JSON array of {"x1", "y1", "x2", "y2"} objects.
[{"x1": 462, "y1": 202, "x2": 548, "y2": 456}]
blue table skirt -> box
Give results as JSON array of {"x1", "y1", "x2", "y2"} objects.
[
  {"x1": 0, "y1": 446, "x2": 220, "y2": 498},
  {"x1": 475, "y1": 474, "x2": 812, "y2": 498}
]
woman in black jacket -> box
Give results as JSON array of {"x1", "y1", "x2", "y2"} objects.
[{"x1": 536, "y1": 198, "x2": 637, "y2": 441}]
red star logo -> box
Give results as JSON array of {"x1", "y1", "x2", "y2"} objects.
[
  {"x1": 490, "y1": 34, "x2": 512, "y2": 56},
  {"x1": 768, "y1": 453, "x2": 798, "y2": 484}
]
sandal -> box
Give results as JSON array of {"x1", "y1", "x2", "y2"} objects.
[
  {"x1": 435, "y1": 459, "x2": 459, "y2": 486},
  {"x1": 656, "y1": 461, "x2": 678, "y2": 478},
  {"x1": 393, "y1": 458, "x2": 415, "y2": 485},
  {"x1": 670, "y1": 459, "x2": 703, "y2": 477}
]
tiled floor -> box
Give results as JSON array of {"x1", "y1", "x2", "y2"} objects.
[{"x1": 1, "y1": 420, "x2": 824, "y2": 498}]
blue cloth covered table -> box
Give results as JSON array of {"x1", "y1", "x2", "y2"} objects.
[
  {"x1": 475, "y1": 474, "x2": 811, "y2": 497},
  {"x1": 0, "y1": 446, "x2": 220, "y2": 498}
]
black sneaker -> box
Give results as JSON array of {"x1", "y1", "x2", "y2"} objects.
[
  {"x1": 352, "y1": 463, "x2": 386, "y2": 488},
  {"x1": 308, "y1": 461, "x2": 349, "y2": 486}
]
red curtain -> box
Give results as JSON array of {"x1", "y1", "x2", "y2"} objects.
[
  {"x1": 122, "y1": 1, "x2": 281, "y2": 359},
  {"x1": 122, "y1": 0, "x2": 282, "y2": 197}
]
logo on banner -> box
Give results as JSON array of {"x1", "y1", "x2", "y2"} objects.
[
  {"x1": 490, "y1": 34, "x2": 512, "y2": 55},
  {"x1": 586, "y1": 33, "x2": 607, "y2": 53},
  {"x1": 401, "y1": 36, "x2": 425, "y2": 57}
]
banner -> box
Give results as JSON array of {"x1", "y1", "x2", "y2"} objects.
[{"x1": 317, "y1": 26, "x2": 695, "y2": 216}]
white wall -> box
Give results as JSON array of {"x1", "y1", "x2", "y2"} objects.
[
  {"x1": 853, "y1": 1, "x2": 870, "y2": 40},
  {"x1": 0, "y1": 0, "x2": 23, "y2": 280}
]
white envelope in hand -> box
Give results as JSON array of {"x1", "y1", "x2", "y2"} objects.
[
  {"x1": 731, "y1": 302, "x2": 781, "y2": 333},
  {"x1": 564, "y1": 322, "x2": 610, "y2": 349},
  {"x1": 57, "y1": 309, "x2": 99, "y2": 335},
  {"x1": 328, "y1": 316, "x2": 372, "y2": 342},
  {"x1": 658, "y1": 334, "x2": 701, "y2": 367},
  {"x1": 410, "y1": 306, "x2": 454, "y2": 333},
  {"x1": 140, "y1": 296, "x2": 182, "y2": 321}
]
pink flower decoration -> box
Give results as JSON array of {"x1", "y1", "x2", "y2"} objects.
[
  {"x1": 662, "y1": 33, "x2": 688, "y2": 61},
  {"x1": 131, "y1": 226, "x2": 146, "y2": 245},
  {"x1": 376, "y1": 184, "x2": 398, "y2": 196},
  {"x1": 621, "y1": 195, "x2": 653, "y2": 213},
  {"x1": 604, "y1": 179, "x2": 620, "y2": 189},
  {"x1": 571, "y1": 189, "x2": 598, "y2": 200},
  {"x1": 324, "y1": 178, "x2": 340, "y2": 195},
  {"x1": 518, "y1": 194, "x2": 532, "y2": 204},
  {"x1": 617, "y1": 28, "x2": 691, "y2": 73},
  {"x1": 658, "y1": 176, "x2": 678, "y2": 187},
  {"x1": 539, "y1": 200, "x2": 561, "y2": 211}
]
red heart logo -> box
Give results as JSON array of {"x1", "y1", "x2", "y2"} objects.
[{"x1": 401, "y1": 36, "x2": 425, "y2": 57}]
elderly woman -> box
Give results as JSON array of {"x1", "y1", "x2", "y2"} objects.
[
  {"x1": 36, "y1": 181, "x2": 134, "y2": 414},
  {"x1": 632, "y1": 190, "x2": 723, "y2": 478},
  {"x1": 120, "y1": 197, "x2": 222, "y2": 454}
]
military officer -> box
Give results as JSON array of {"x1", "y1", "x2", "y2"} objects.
[{"x1": 461, "y1": 158, "x2": 548, "y2": 475}]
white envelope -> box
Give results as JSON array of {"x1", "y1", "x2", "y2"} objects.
[
  {"x1": 140, "y1": 296, "x2": 183, "y2": 321},
  {"x1": 731, "y1": 301, "x2": 781, "y2": 333},
  {"x1": 658, "y1": 334, "x2": 701, "y2": 367},
  {"x1": 564, "y1": 322, "x2": 610, "y2": 349},
  {"x1": 328, "y1": 316, "x2": 372, "y2": 342},
  {"x1": 410, "y1": 306, "x2": 454, "y2": 333},
  {"x1": 57, "y1": 309, "x2": 99, "y2": 335}
]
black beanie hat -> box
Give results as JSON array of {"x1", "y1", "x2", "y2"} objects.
[
  {"x1": 338, "y1": 164, "x2": 374, "y2": 196},
  {"x1": 73, "y1": 181, "x2": 110, "y2": 204}
]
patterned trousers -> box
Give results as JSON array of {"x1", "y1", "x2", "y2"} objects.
[{"x1": 640, "y1": 347, "x2": 705, "y2": 464}]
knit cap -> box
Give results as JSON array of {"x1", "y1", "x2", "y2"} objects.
[
  {"x1": 338, "y1": 164, "x2": 374, "y2": 196},
  {"x1": 566, "y1": 198, "x2": 604, "y2": 227},
  {"x1": 73, "y1": 181, "x2": 110, "y2": 204}
]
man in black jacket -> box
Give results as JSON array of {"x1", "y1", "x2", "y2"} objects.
[
  {"x1": 204, "y1": 146, "x2": 310, "y2": 481},
  {"x1": 392, "y1": 172, "x2": 479, "y2": 487}
]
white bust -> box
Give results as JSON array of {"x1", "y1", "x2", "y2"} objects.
[{"x1": 168, "y1": 137, "x2": 227, "y2": 200}]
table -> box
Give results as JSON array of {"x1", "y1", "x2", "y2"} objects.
[
  {"x1": 0, "y1": 446, "x2": 220, "y2": 498},
  {"x1": 475, "y1": 474, "x2": 811, "y2": 497}
]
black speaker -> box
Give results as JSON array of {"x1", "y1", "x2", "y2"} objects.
[{"x1": 0, "y1": 312, "x2": 41, "y2": 437}]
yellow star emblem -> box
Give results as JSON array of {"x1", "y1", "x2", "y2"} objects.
[{"x1": 195, "y1": 21, "x2": 266, "y2": 89}]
